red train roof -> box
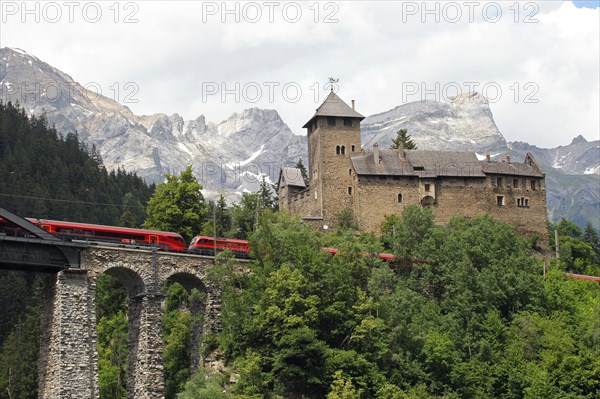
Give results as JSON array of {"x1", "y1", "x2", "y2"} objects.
[{"x1": 32, "y1": 218, "x2": 183, "y2": 238}]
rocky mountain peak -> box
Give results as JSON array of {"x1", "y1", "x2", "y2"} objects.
[
  {"x1": 571, "y1": 135, "x2": 588, "y2": 145},
  {"x1": 361, "y1": 92, "x2": 507, "y2": 152}
]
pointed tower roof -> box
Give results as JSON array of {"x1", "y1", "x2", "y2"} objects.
[{"x1": 303, "y1": 91, "x2": 365, "y2": 128}]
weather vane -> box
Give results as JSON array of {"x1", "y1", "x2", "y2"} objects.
[{"x1": 327, "y1": 77, "x2": 339, "y2": 92}]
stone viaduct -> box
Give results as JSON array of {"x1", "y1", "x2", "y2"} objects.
[{"x1": 36, "y1": 246, "x2": 222, "y2": 399}]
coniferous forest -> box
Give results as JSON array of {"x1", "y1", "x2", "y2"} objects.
[{"x1": 0, "y1": 101, "x2": 599, "y2": 399}]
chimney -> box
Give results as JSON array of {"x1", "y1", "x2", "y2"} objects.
[
  {"x1": 351, "y1": 100, "x2": 355, "y2": 110},
  {"x1": 486, "y1": 153, "x2": 490, "y2": 162},
  {"x1": 505, "y1": 154, "x2": 511, "y2": 163},
  {"x1": 373, "y1": 143, "x2": 380, "y2": 164},
  {"x1": 398, "y1": 141, "x2": 404, "y2": 160}
]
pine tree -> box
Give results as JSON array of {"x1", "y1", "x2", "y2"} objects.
[
  {"x1": 583, "y1": 221, "x2": 600, "y2": 264},
  {"x1": 257, "y1": 176, "x2": 275, "y2": 210},
  {"x1": 296, "y1": 158, "x2": 309, "y2": 186},
  {"x1": 389, "y1": 128, "x2": 417, "y2": 150}
]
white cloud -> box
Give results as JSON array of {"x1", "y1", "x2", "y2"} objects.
[{"x1": 0, "y1": 0, "x2": 597, "y2": 147}]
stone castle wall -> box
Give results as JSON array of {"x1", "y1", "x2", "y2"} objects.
[{"x1": 353, "y1": 174, "x2": 548, "y2": 245}]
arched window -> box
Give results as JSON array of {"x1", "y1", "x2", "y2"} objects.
[
  {"x1": 341, "y1": 146, "x2": 346, "y2": 155},
  {"x1": 336, "y1": 145, "x2": 340, "y2": 155},
  {"x1": 397, "y1": 193, "x2": 403, "y2": 203}
]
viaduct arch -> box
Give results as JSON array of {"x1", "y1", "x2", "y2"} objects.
[{"x1": 37, "y1": 246, "x2": 221, "y2": 399}]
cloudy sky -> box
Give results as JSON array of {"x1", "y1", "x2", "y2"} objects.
[{"x1": 1, "y1": 0, "x2": 598, "y2": 148}]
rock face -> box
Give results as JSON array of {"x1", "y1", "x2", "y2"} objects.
[
  {"x1": 0, "y1": 47, "x2": 301, "y2": 197},
  {"x1": 361, "y1": 92, "x2": 508, "y2": 153},
  {"x1": 509, "y1": 135, "x2": 600, "y2": 176}
]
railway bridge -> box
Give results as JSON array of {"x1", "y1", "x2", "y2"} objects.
[{"x1": 0, "y1": 208, "x2": 225, "y2": 399}]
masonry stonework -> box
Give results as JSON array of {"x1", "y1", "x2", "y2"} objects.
[
  {"x1": 278, "y1": 93, "x2": 549, "y2": 245},
  {"x1": 37, "y1": 247, "x2": 226, "y2": 399}
]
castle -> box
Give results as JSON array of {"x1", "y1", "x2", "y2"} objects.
[{"x1": 278, "y1": 91, "x2": 548, "y2": 243}]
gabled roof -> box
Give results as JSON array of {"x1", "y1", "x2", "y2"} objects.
[
  {"x1": 479, "y1": 160, "x2": 544, "y2": 177},
  {"x1": 350, "y1": 149, "x2": 486, "y2": 178},
  {"x1": 351, "y1": 148, "x2": 545, "y2": 179},
  {"x1": 303, "y1": 91, "x2": 365, "y2": 128},
  {"x1": 278, "y1": 167, "x2": 307, "y2": 188}
]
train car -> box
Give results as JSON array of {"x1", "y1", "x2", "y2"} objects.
[
  {"x1": 28, "y1": 218, "x2": 186, "y2": 251},
  {"x1": 188, "y1": 235, "x2": 251, "y2": 258},
  {"x1": 565, "y1": 273, "x2": 600, "y2": 283}
]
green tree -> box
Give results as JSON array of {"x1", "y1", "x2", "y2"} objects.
[
  {"x1": 97, "y1": 311, "x2": 128, "y2": 399},
  {"x1": 177, "y1": 367, "x2": 230, "y2": 399},
  {"x1": 389, "y1": 129, "x2": 416, "y2": 150},
  {"x1": 296, "y1": 158, "x2": 309, "y2": 186},
  {"x1": 337, "y1": 209, "x2": 358, "y2": 231},
  {"x1": 257, "y1": 176, "x2": 275, "y2": 210},
  {"x1": 118, "y1": 208, "x2": 137, "y2": 227},
  {"x1": 327, "y1": 371, "x2": 359, "y2": 399},
  {"x1": 0, "y1": 301, "x2": 39, "y2": 399},
  {"x1": 163, "y1": 283, "x2": 192, "y2": 399},
  {"x1": 202, "y1": 195, "x2": 232, "y2": 238},
  {"x1": 583, "y1": 221, "x2": 600, "y2": 265},
  {"x1": 228, "y1": 193, "x2": 259, "y2": 239},
  {"x1": 144, "y1": 166, "x2": 207, "y2": 241}
]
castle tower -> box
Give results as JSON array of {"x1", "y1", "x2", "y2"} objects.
[{"x1": 302, "y1": 91, "x2": 364, "y2": 229}]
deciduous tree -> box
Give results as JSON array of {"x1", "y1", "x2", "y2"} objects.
[{"x1": 143, "y1": 166, "x2": 206, "y2": 241}]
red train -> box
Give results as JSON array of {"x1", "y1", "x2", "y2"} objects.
[
  {"x1": 565, "y1": 273, "x2": 600, "y2": 283},
  {"x1": 188, "y1": 236, "x2": 251, "y2": 259},
  {"x1": 0, "y1": 217, "x2": 186, "y2": 251}
]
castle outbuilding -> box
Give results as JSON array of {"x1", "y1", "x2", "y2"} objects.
[{"x1": 278, "y1": 92, "x2": 548, "y2": 243}]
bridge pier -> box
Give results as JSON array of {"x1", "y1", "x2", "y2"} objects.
[
  {"x1": 128, "y1": 293, "x2": 165, "y2": 399},
  {"x1": 38, "y1": 270, "x2": 99, "y2": 399}
]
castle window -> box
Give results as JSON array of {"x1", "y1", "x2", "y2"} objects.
[
  {"x1": 497, "y1": 195, "x2": 505, "y2": 206},
  {"x1": 397, "y1": 193, "x2": 403, "y2": 203},
  {"x1": 341, "y1": 146, "x2": 346, "y2": 155},
  {"x1": 351, "y1": 145, "x2": 355, "y2": 152},
  {"x1": 531, "y1": 180, "x2": 537, "y2": 190},
  {"x1": 344, "y1": 118, "x2": 352, "y2": 127},
  {"x1": 349, "y1": 169, "x2": 352, "y2": 176},
  {"x1": 496, "y1": 177, "x2": 503, "y2": 187},
  {"x1": 517, "y1": 197, "x2": 530, "y2": 208},
  {"x1": 336, "y1": 145, "x2": 341, "y2": 155},
  {"x1": 424, "y1": 184, "x2": 431, "y2": 192},
  {"x1": 328, "y1": 116, "x2": 336, "y2": 127},
  {"x1": 307, "y1": 125, "x2": 312, "y2": 134},
  {"x1": 513, "y1": 178, "x2": 519, "y2": 188},
  {"x1": 348, "y1": 187, "x2": 352, "y2": 195},
  {"x1": 414, "y1": 166, "x2": 424, "y2": 171}
]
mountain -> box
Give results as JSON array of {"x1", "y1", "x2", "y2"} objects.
[
  {"x1": 361, "y1": 92, "x2": 508, "y2": 153},
  {"x1": 1, "y1": 47, "x2": 597, "y2": 229},
  {"x1": 509, "y1": 135, "x2": 599, "y2": 176},
  {"x1": 0, "y1": 47, "x2": 301, "y2": 198}
]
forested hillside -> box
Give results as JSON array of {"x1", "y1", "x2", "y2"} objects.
[
  {"x1": 0, "y1": 101, "x2": 153, "y2": 225},
  {"x1": 0, "y1": 101, "x2": 154, "y2": 399},
  {"x1": 176, "y1": 209, "x2": 599, "y2": 399}
]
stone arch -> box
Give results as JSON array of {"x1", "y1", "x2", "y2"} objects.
[
  {"x1": 103, "y1": 265, "x2": 145, "y2": 297},
  {"x1": 163, "y1": 271, "x2": 210, "y2": 378},
  {"x1": 421, "y1": 195, "x2": 435, "y2": 207},
  {"x1": 165, "y1": 271, "x2": 207, "y2": 294}
]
